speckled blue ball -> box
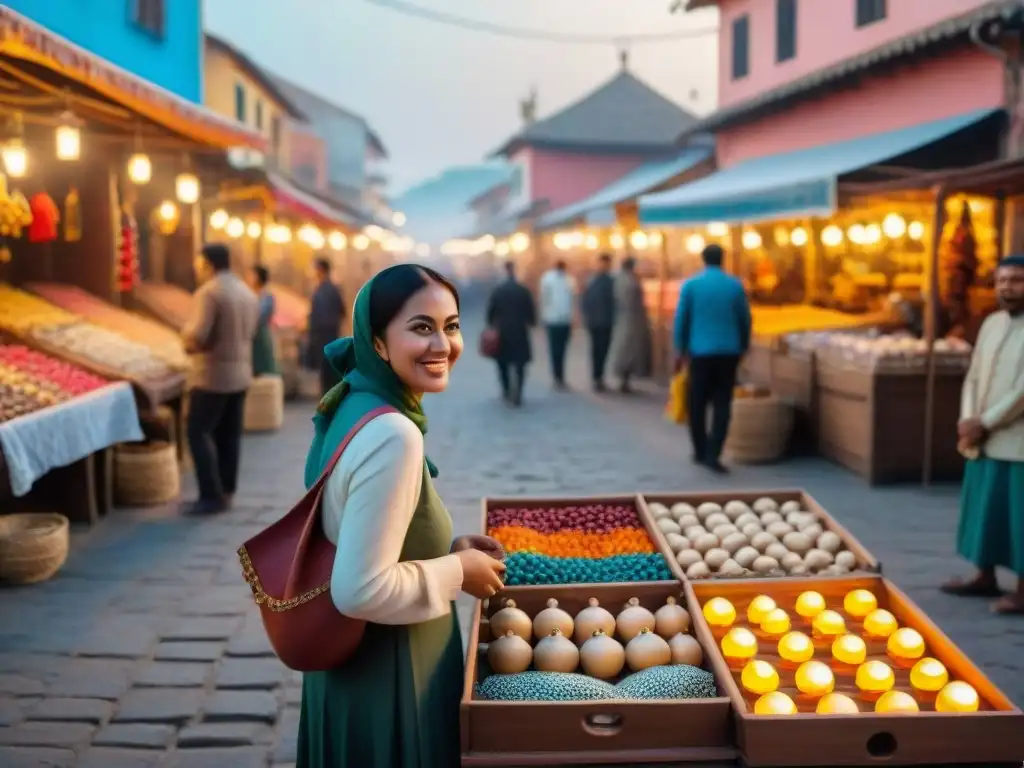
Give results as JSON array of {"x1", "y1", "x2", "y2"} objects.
[{"x1": 503, "y1": 552, "x2": 672, "y2": 586}]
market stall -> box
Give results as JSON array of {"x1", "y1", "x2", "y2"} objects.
[
  {"x1": 132, "y1": 281, "x2": 194, "y2": 332},
  {"x1": 465, "y1": 491, "x2": 1024, "y2": 767}
]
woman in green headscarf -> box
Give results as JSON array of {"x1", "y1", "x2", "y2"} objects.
[{"x1": 297, "y1": 264, "x2": 506, "y2": 768}]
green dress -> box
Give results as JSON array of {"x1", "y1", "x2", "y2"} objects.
[
  {"x1": 252, "y1": 291, "x2": 279, "y2": 376},
  {"x1": 957, "y1": 456, "x2": 1024, "y2": 575},
  {"x1": 296, "y1": 392, "x2": 464, "y2": 768}
]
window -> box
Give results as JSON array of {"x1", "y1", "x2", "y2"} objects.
[
  {"x1": 234, "y1": 83, "x2": 246, "y2": 123},
  {"x1": 856, "y1": 0, "x2": 886, "y2": 27},
  {"x1": 130, "y1": 0, "x2": 165, "y2": 38},
  {"x1": 255, "y1": 99, "x2": 264, "y2": 131},
  {"x1": 776, "y1": 0, "x2": 797, "y2": 62},
  {"x1": 732, "y1": 15, "x2": 750, "y2": 80}
]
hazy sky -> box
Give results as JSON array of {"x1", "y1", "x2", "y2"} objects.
[{"x1": 204, "y1": 1, "x2": 720, "y2": 195}]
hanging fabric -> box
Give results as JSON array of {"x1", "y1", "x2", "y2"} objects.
[{"x1": 28, "y1": 192, "x2": 59, "y2": 243}]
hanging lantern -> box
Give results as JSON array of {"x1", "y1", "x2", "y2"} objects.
[
  {"x1": 246, "y1": 220, "x2": 262, "y2": 239},
  {"x1": 55, "y1": 112, "x2": 81, "y2": 161},
  {"x1": 328, "y1": 230, "x2": 346, "y2": 250},
  {"x1": 153, "y1": 200, "x2": 179, "y2": 235},
  {"x1": 127, "y1": 152, "x2": 151, "y2": 184},
  {"x1": 175, "y1": 172, "x2": 200, "y2": 204},
  {"x1": 226, "y1": 217, "x2": 245, "y2": 238},
  {"x1": 2, "y1": 138, "x2": 28, "y2": 178}
]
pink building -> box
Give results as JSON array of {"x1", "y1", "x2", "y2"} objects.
[{"x1": 489, "y1": 63, "x2": 700, "y2": 224}]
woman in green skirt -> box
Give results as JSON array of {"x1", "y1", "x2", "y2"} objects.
[
  {"x1": 943, "y1": 254, "x2": 1024, "y2": 615},
  {"x1": 247, "y1": 265, "x2": 279, "y2": 377},
  {"x1": 298, "y1": 264, "x2": 507, "y2": 767}
]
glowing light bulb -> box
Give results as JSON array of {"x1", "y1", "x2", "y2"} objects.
[
  {"x1": 747, "y1": 595, "x2": 777, "y2": 625},
  {"x1": 209, "y1": 209, "x2": 229, "y2": 230},
  {"x1": 910, "y1": 658, "x2": 948, "y2": 693},
  {"x1": 777, "y1": 631, "x2": 814, "y2": 665},
  {"x1": 584, "y1": 234, "x2": 599, "y2": 250},
  {"x1": 55, "y1": 114, "x2": 81, "y2": 161},
  {"x1": 741, "y1": 660, "x2": 780, "y2": 696},
  {"x1": 741, "y1": 230, "x2": 762, "y2": 250},
  {"x1": 821, "y1": 225, "x2": 843, "y2": 247},
  {"x1": 127, "y1": 152, "x2": 151, "y2": 184},
  {"x1": 795, "y1": 591, "x2": 826, "y2": 620},
  {"x1": 760, "y1": 608, "x2": 791, "y2": 637},
  {"x1": 812, "y1": 610, "x2": 846, "y2": 640},
  {"x1": 842, "y1": 589, "x2": 877, "y2": 619},
  {"x1": 328, "y1": 231, "x2": 347, "y2": 250},
  {"x1": 863, "y1": 609, "x2": 898, "y2": 639},
  {"x1": 882, "y1": 213, "x2": 906, "y2": 239},
  {"x1": 609, "y1": 232, "x2": 624, "y2": 249},
  {"x1": 816, "y1": 692, "x2": 860, "y2": 715},
  {"x1": 795, "y1": 661, "x2": 834, "y2": 698},
  {"x1": 886, "y1": 627, "x2": 925, "y2": 665},
  {"x1": 510, "y1": 232, "x2": 530, "y2": 253},
  {"x1": 754, "y1": 691, "x2": 797, "y2": 715},
  {"x1": 847, "y1": 224, "x2": 865, "y2": 245},
  {"x1": 629, "y1": 230, "x2": 649, "y2": 250},
  {"x1": 2, "y1": 138, "x2": 27, "y2": 177},
  {"x1": 907, "y1": 221, "x2": 925, "y2": 240},
  {"x1": 225, "y1": 218, "x2": 244, "y2": 239},
  {"x1": 875, "y1": 690, "x2": 919, "y2": 713},
  {"x1": 702, "y1": 597, "x2": 736, "y2": 628},
  {"x1": 685, "y1": 233, "x2": 705, "y2": 254},
  {"x1": 158, "y1": 201, "x2": 177, "y2": 221},
  {"x1": 246, "y1": 221, "x2": 262, "y2": 239},
  {"x1": 865, "y1": 223, "x2": 882, "y2": 244},
  {"x1": 790, "y1": 227, "x2": 808, "y2": 247},
  {"x1": 707, "y1": 221, "x2": 729, "y2": 237},
  {"x1": 855, "y1": 661, "x2": 895, "y2": 695},
  {"x1": 175, "y1": 172, "x2": 200, "y2": 204},
  {"x1": 935, "y1": 681, "x2": 979, "y2": 713},
  {"x1": 721, "y1": 627, "x2": 758, "y2": 667},
  {"x1": 353, "y1": 234, "x2": 370, "y2": 251},
  {"x1": 831, "y1": 634, "x2": 866, "y2": 666}
]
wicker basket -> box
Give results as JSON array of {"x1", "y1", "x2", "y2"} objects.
[
  {"x1": 114, "y1": 441, "x2": 181, "y2": 506},
  {"x1": 0, "y1": 513, "x2": 70, "y2": 585},
  {"x1": 724, "y1": 394, "x2": 794, "y2": 464},
  {"x1": 244, "y1": 374, "x2": 285, "y2": 432}
]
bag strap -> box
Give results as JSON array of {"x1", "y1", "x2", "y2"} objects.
[{"x1": 283, "y1": 404, "x2": 398, "y2": 600}]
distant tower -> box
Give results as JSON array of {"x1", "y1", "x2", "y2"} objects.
[{"x1": 519, "y1": 87, "x2": 538, "y2": 125}]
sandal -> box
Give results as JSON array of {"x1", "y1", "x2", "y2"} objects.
[
  {"x1": 940, "y1": 578, "x2": 1004, "y2": 598},
  {"x1": 992, "y1": 596, "x2": 1024, "y2": 615}
]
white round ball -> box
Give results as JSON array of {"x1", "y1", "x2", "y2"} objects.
[
  {"x1": 759, "y1": 511, "x2": 784, "y2": 525},
  {"x1": 656, "y1": 518, "x2": 682, "y2": 535},
  {"x1": 720, "y1": 532, "x2": 748, "y2": 555},
  {"x1": 781, "y1": 551, "x2": 804, "y2": 571},
  {"x1": 804, "y1": 548, "x2": 834, "y2": 572},
  {"x1": 686, "y1": 561, "x2": 711, "y2": 579},
  {"x1": 788, "y1": 564, "x2": 809, "y2": 576},
  {"x1": 676, "y1": 549, "x2": 703, "y2": 569},
  {"x1": 703, "y1": 548, "x2": 730, "y2": 571},
  {"x1": 752, "y1": 556, "x2": 780, "y2": 574},
  {"x1": 704, "y1": 512, "x2": 730, "y2": 531},
  {"x1": 817, "y1": 531, "x2": 842, "y2": 554},
  {"x1": 684, "y1": 525, "x2": 707, "y2": 540},
  {"x1": 741, "y1": 522, "x2": 764, "y2": 539},
  {"x1": 696, "y1": 502, "x2": 722, "y2": 520},
  {"x1": 665, "y1": 533, "x2": 690, "y2": 554},
  {"x1": 734, "y1": 546, "x2": 759, "y2": 569},
  {"x1": 750, "y1": 531, "x2": 777, "y2": 553},
  {"x1": 782, "y1": 531, "x2": 813, "y2": 554},
  {"x1": 670, "y1": 502, "x2": 697, "y2": 521},
  {"x1": 677, "y1": 514, "x2": 700, "y2": 530},
  {"x1": 692, "y1": 533, "x2": 720, "y2": 554},
  {"x1": 718, "y1": 559, "x2": 744, "y2": 577},
  {"x1": 735, "y1": 512, "x2": 760, "y2": 529},
  {"x1": 835, "y1": 551, "x2": 857, "y2": 571},
  {"x1": 766, "y1": 521, "x2": 795, "y2": 538},
  {"x1": 765, "y1": 542, "x2": 790, "y2": 562},
  {"x1": 648, "y1": 502, "x2": 671, "y2": 520},
  {"x1": 724, "y1": 500, "x2": 751, "y2": 520},
  {"x1": 712, "y1": 524, "x2": 739, "y2": 540},
  {"x1": 801, "y1": 522, "x2": 824, "y2": 540},
  {"x1": 780, "y1": 500, "x2": 802, "y2": 515},
  {"x1": 752, "y1": 497, "x2": 779, "y2": 514}
]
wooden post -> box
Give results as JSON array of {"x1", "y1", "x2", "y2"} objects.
[
  {"x1": 806, "y1": 218, "x2": 823, "y2": 304},
  {"x1": 922, "y1": 184, "x2": 948, "y2": 487}
]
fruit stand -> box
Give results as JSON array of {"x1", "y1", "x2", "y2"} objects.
[
  {"x1": 0, "y1": 343, "x2": 143, "y2": 525},
  {"x1": 466, "y1": 491, "x2": 1024, "y2": 767}
]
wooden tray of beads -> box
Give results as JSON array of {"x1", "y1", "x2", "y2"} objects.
[
  {"x1": 481, "y1": 494, "x2": 677, "y2": 588},
  {"x1": 686, "y1": 576, "x2": 1024, "y2": 766},
  {"x1": 638, "y1": 490, "x2": 879, "y2": 583},
  {"x1": 461, "y1": 582, "x2": 737, "y2": 766}
]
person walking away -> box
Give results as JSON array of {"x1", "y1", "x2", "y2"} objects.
[
  {"x1": 582, "y1": 253, "x2": 616, "y2": 391},
  {"x1": 539, "y1": 260, "x2": 575, "y2": 389},
  {"x1": 942, "y1": 254, "x2": 1024, "y2": 614},
  {"x1": 307, "y1": 257, "x2": 346, "y2": 397},
  {"x1": 486, "y1": 261, "x2": 536, "y2": 406},
  {"x1": 674, "y1": 244, "x2": 751, "y2": 474},
  {"x1": 182, "y1": 243, "x2": 258, "y2": 515},
  {"x1": 608, "y1": 257, "x2": 654, "y2": 394},
  {"x1": 246, "y1": 265, "x2": 278, "y2": 377}
]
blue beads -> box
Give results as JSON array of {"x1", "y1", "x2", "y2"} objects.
[{"x1": 503, "y1": 552, "x2": 672, "y2": 586}]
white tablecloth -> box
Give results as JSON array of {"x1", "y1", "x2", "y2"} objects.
[{"x1": 0, "y1": 382, "x2": 144, "y2": 496}]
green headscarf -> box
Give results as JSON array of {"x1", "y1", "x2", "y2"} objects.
[{"x1": 311, "y1": 266, "x2": 438, "y2": 477}]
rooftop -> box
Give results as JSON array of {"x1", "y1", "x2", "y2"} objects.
[{"x1": 204, "y1": 33, "x2": 306, "y2": 122}]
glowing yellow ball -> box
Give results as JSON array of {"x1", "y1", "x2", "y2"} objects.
[
  {"x1": 795, "y1": 591, "x2": 826, "y2": 619},
  {"x1": 778, "y1": 631, "x2": 815, "y2": 664},
  {"x1": 721, "y1": 627, "x2": 758, "y2": 661},
  {"x1": 747, "y1": 595, "x2": 777, "y2": 625},
  {"x1": 795, "y1": 660, "x2": 835, "y2": 697},
  {"x1": 812, "y1": 610, "x2": 846, "y2": 638},
  {"x1": 862, "y1": 609, "x2": 898, "y2": 638},
  {"x1": 754, "y1": 691, "x2": 797, "y2": 715},
  {"x1": 843, "y1": 589, "x2": 878, "y2": 618},
  {"x1": 741, "y1": 660, "x2": 780, "y2": 696},
  {"x1": 703, "y1": 597, "x2": 737, "y2": 628},
  {"x1": 855, "y1": 661, "x2": 895, "y2": 693},
  {"x1": 935, "y1": 681, "x2": 980, "y2": 713},
  {"x1": 760, "y1": 608, "x2": 791, "y2": 636},
  {"x1": 875, "y1": 690, "x2": 919, "y2": 713},
  {"x1": 909, "y1": 658, "x2": 949, "y2": 692},
  {"x1": 816, "y1": 692, "x2": 860, "y2": 714},
  {"x1": 831, "y1": 634, "x2": 867, "y2": 666},
  {"x1": 886, "y1": 627, "x2": 925, "y2": 661}
]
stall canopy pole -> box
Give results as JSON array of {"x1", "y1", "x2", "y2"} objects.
[{"x1": 922, "y1": 183, "x2": 948, "y2": 487}]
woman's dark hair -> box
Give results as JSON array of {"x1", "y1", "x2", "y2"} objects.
[
  {"x1": 368, "y1": 264, "x2": 460, "y2": 338},
  {"x1": 251, "y1": 265, "x2": 269, "y2": 286}
]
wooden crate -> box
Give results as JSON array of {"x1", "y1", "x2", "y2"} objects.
[
  {"x1": 638, "y1": 490, "x2": 879, "y2": 583},
  {"x1": 814, "y1": 354, "x2": 965, "y2": 485},
  {"x1": 482, "y1": 494, "x2": 677, "y2": 589},
  {"x1": 687, "y1": 576, "x2": 1024, "y2": 767},
  {"x1": 461, "y1": 582, "x2": 737, "y2": 766}
]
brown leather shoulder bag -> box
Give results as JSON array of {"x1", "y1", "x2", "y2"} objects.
[{"x1": 237, "y1": 405, "x2": 398, "y2": 672}]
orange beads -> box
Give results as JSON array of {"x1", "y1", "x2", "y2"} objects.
[{"x1": 489, "y1": 525, "x2": 657, "y2": 559}]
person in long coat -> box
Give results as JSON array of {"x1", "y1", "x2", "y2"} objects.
[
  {"x1": 608, "y1": 257, "x2": 653, "y2": 393},
  {"x1": 486, "y1": 261, "x2": 536, "y2": 406}
]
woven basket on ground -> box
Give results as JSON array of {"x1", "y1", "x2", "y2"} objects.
[
  {"x1": 114, "y1": 441, "x2": 180, "y2": 506},
  {"x1": 244, "y1": 374, "x2": 285, "y2": 432},
  {"x1": 724, "y1": 394, "x2": 794, "y2": 464},
  {"x1": 0, "y1": 513, "x2": 70, "y2": 585}
]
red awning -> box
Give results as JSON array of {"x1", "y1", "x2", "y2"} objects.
[{"x1": 0, "y1": 8, "x2": 266, "y2": 152}]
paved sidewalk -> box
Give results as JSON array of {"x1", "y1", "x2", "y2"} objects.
[{"x1": 0, "y1": 320, "x2": 1021, "y2": 767}]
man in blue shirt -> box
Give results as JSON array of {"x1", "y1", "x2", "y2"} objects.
[{"x1": 674, "y1": 244, "x2": 752, "y2": 473}]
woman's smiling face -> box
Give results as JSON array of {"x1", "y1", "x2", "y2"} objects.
[{"x1": 374, "y1": 279, "x2": 463, "y2": 394}]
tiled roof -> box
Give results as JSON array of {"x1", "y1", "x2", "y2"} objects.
[
  {"x1": 272, "y1": 76, "x2": 388, "y2": 158},
  {"x1": 204, "y1": 34, "x2": 307, "y2": 121},
  {"x1": 682, "y1": 0, "x2": 1024, "y2": 137},
  {"x1": 493, "y1": 70, "x2": 699, "y2": 156}
]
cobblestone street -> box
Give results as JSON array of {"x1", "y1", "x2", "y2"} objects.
[{"x1": 1, "y1": 320, "x2": 1022, "y2": 767}]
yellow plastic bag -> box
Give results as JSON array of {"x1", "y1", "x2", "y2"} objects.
[{"x1": 665, "y1": 370, "x2": 688, "y2": 424}]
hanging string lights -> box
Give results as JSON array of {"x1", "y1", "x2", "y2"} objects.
[{"x1": 55, "y1": 111, "x2": 81, "y2": 161}]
